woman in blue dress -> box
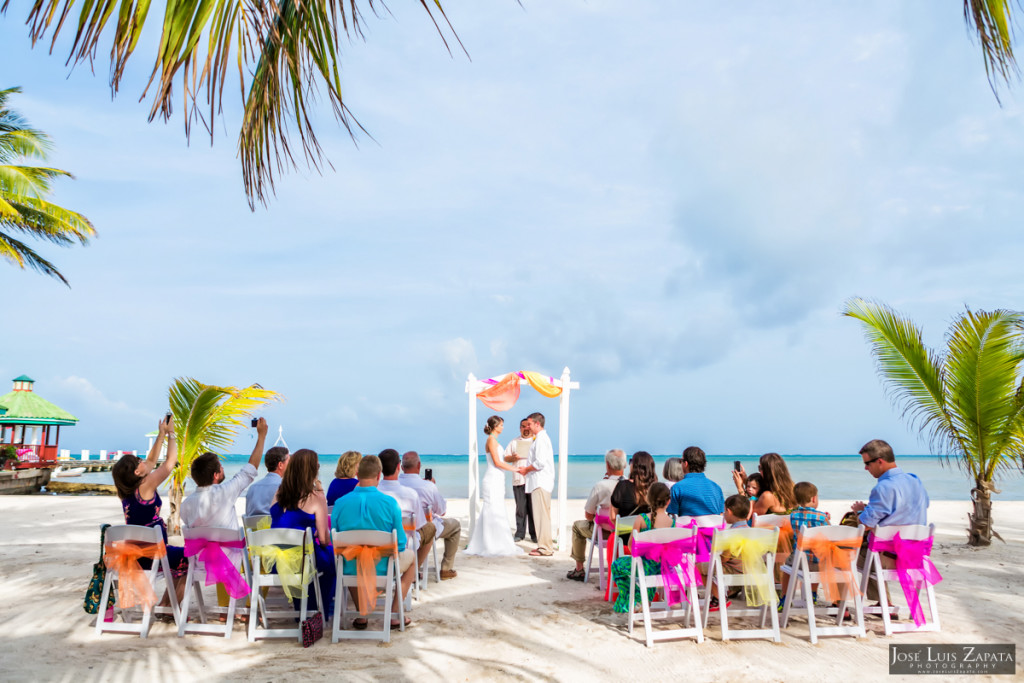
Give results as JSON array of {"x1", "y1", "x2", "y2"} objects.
[{"x1": 270, "y1": 448, "x2": 335, "y2": 617}]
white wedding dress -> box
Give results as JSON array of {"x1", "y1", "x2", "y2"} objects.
[{"x1": 465, "y1": 440, "x2": 524, "y2": 556}]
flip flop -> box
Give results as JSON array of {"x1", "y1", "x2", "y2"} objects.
[
  {"x1": 529, "y1": 549, "x2": 550, "y2": 557},
  {"x1": 391, "y1": 616, "x2": 412, "y2": 628},
  {"x1": 352, "y1": 618, "x2": 368, "y2": 630}
]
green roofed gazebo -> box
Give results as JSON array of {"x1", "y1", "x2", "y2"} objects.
[{"x1": 0, "y1": 375, "x2": 78, "y2": 466}]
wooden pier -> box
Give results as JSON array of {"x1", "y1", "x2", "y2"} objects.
[{"x1": 55, "y1": 459, "x2": 115, "y2": 472}]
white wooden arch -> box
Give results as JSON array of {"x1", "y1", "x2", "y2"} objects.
[{"x1": 465, "y1": 367, "x2": 580, "y2": 547}]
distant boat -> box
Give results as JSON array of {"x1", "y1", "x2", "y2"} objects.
[{"x1": 54, "y1": 465, "x2": 85, "y2": 477}]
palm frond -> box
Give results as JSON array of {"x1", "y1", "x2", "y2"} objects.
[
  {"x1": 0, "y1": 164, "x2": 74, "y2": 199},
  {"x1": 0, "y1": 129, "x2": 53, "y2": 162},
  {"x1": 964, "y1": 0, "x2": 1020, "y2": 100},
  {"x1": 945, "y1": 308, "x2": 1024, "y2": 480},
  {"x1": 842, "y1": 297, "x2": 957, "y2": 453},
  {"x1": 0, "y1": 229, "x2": 70, "y2": 284}
]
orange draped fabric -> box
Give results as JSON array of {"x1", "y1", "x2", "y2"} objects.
[
  {"x1": 105, "y1": 540, "x2": 167, "y2": 610},
  {"x1": 522, "y1": 371, "x2": 562, "y2": 398},
  {"x1": 803, "y1": 537, "x2": 862, "y2": 603},
  {"x1": 476, "y1": 373, "x2": 521, "y2": 411},
  {"x1": 337, "y1": 543, "x2": 399, "y2": 615}
]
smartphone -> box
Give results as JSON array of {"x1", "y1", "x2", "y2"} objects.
[
  {"x1": 424, "y1": 468, "x2": 433, "y2": 480},
  {"x1": 164, "y1": 412, "x2": 172, "y2": 424},
  {"x1": 734, "y1": 460, "x2": 742, "y2": 472},
  {"x1": 251, "y1": 418, "x2": 258, "y2": 428}
]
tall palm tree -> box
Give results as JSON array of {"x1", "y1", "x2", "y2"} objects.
[
  {"x1": 0, "y1": 87, "x2": 95, "y2": 286},
  {"x1": 3, "y1": 0, "x2": 461, "y2": 208},
  {"x1": 166, "y1": 376, "x2": 282, "y2": 534},
  {"x1": 842, "y1": 297, "x2": 1024, "y2": 546}
]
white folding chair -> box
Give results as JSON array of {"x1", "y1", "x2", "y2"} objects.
[
  {"x1": 704, "y1": 526, "x2": 781, "y2": 642},
  {"x1": 245, "y1": 527, "x2": 323, "y2": 643},
  {"x1": 95, "y1": 524, "x2": 180, "y2": 638},
  {"x1": 860, "y1": 524, "x2": 940, "y2": 635},
  {"x1": 626, "y1": 527, "x2": 704, "y2": 648},
  {"x1": 402, "y1": 513, "x2": 421, "y2": 605},
  {"x1": 781, "y1": 525, "x2": 866, "y2": 643},
  {"x1": 242, "y1": 515, "x2": 271, "y2": 531},
  {"x1": 751, "y1": 513, "x2": 794, "y2": 589},
  {"x1": 332, "y1": 529, "x2": 405, "y2": 643},
  {"x1": 418, "y1": 520, "x2": 442, "y2": 589},
  {"x1": 178, "y1": 527, "x2": 249, "y2": 638},
  {"x1": 607, "y1": 515, "x2": 638, "y2": 602},
  {"x1": 584, "y1": 505, "x2": 615, "y2": 588}
]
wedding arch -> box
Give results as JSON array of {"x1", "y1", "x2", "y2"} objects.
[{"x1": 465, "y1": 367, "x2": 580, "y2": 546}]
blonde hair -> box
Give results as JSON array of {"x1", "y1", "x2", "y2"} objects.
[{"x1": 335, "y1": 450, "x2": 362, "y2": 479}]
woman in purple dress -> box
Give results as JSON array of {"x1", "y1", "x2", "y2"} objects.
[{"x1": 110, "y1": 415, "x2": 188, "y2": 590}]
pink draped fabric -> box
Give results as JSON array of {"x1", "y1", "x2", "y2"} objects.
[
  {"x1": 868, "y1": 533, "x2": 943, "y2": 627},
  {"x1": 632, "y1": 537, "x2": 702, "y2": 606},
  {"x1": 184, "y1": 537, "x2": 249, "y2": 599}
]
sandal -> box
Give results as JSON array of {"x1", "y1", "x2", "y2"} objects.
[
  {"x1": 352, "y1": 618, "x2": 368, "y2": 630},
  {"x1": 391, "y1": 616, "x2": 412, "y2": 628},
  {"x1": 708, "y1": 596, "x2": 732, "y2": 612},
  {"x1": 566, "y1": 568, "x2": 585, "y2": 582}
]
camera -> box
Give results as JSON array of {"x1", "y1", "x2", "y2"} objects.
[
  {"x1": 424, "y1": 468, "x2": 433, "y2": 481},
  {"x1": 251, "y1": 418, "x2": 259, "y2": 428}
]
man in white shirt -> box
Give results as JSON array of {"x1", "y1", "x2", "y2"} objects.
[
  {"x1": 181, "y1": 418, "x2": 268, "y2": 530},
  {"x1": 399, "y1": 451, "x2": 461, "y2": 580},
  {"x1": 245, "y1": 446, "x2": 289, "y2": 516},
  {"x1": 566, "y1": 449, "x2": 627, "y2": 580},
  {"x1": 376, "y1": 449, "x2": 433, "y2": 567},
  {"x1": 519, "y1": 412, "x2": 555, "y2": 556},
  {"x1": 503, "y1": 418, "x2": 536, "y2": 543}
]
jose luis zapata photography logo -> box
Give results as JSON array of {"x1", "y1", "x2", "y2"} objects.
[{"x1": 889, "y1": 644, "x2": 1016, "y2": 675}]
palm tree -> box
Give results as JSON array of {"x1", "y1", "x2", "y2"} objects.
[
  {"x1": 3, "y1": 0, "x2": 462, "y2": 208},
  {"x1": 4, "y1": 3, "x2": 1011, "y2": 208},
  {"x1": 0, "y1": 87, "x2": 95, "y2": 286},
  {"x1": 842, "y1": 297, "x2": 1024, "y2": 547},
  {"x1": 166, "y1": 377, "x2": 282, "y2": 534}
]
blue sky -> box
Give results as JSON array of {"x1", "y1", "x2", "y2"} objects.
[{"x1": 1, "y1": 2, "x2": 1022, "y2": 457}]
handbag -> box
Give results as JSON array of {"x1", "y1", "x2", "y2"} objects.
[
  {"x1": 299, "y1": 533, "x2": 323, "y2": 647},
  {"x1": 84, "y1": 523, "x2": 116, "y2": 614}
]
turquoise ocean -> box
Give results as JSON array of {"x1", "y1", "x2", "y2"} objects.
[{"x1": 74, "y1": 453, "x2": 1021, "y2": 501}]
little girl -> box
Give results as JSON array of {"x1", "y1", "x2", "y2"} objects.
[
  {"x1": 734, "y1": 472, "x2": 765, "y2": 517},
  {"x1": 610, "y1": 482, "x2": 675, "y2": 613}
]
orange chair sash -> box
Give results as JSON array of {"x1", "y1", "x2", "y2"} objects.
[
  {"x1": 105, "y1": 540, "x2": 167, "y2": 610},
  {"x1": 804, "y1": 536, "x2": 862, "y2": 602},
  {"x1": 337, "y1": 543, "x2": 398, "y2": 615}
]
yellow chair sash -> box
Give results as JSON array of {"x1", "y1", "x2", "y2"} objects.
[
  {"x1": 249, "y1": 543, "x2": 313, "y2": 601},
  {"x1": 712, "y1": 532, "x2": 778, "y2": 607}
]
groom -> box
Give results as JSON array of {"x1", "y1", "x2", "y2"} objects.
[{"x1": 519, "y1": 412, "x2": 554, "y2": 556}]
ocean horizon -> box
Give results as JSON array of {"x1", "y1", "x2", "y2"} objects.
[{"x1": 68, "y1": 452, "x2": 1022, "y2": 502}]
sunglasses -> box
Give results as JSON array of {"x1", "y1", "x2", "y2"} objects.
[{"x1": 863, "y1": 457, "x2": 881, "y2": 468}]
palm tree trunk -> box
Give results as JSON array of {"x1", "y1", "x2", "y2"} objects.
[
  {"x1": 968, "y1": 478, "x2": 995, "y2": 546},
  {"x1": 168, "y1": 483, "x2": 183, "y2": 537}
]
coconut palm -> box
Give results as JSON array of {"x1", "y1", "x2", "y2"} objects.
[
  {"x1": 0, "y1": 87, "x2": 95, "y2": 286},
  {"x1": 842, "y1": 297, "x2": 1024, "y2": 546},
  {"x1": 4, "y1": 0, "x2": 461, "y2": 208},
  {"x1": 166, "y1": 376, "x2": 282, "y2": 534}
]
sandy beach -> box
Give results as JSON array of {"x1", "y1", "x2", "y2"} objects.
[{"x1": 1, "y1": 495, "x2": 1021, "y2": 682}]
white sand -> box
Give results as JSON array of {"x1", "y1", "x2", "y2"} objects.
[{"x1": 1, "y1": 496, "x2": 1021, "y2": 682}]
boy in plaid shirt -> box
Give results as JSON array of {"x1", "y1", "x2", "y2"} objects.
[{"x1": 780, "y1": 482, "x2": 831, "y2": 609}]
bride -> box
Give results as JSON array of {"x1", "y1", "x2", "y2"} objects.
[{"x1": 465, "y1": 415, "x2": 524, "y2": 556}]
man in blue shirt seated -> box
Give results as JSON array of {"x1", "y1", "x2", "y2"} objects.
[
  {"x1": 331, "y1": 454, "x2": 416, "y2": 628},
  {"x1": 850, "y1": 438, "x2": 929, "y2": 603},
  {"x1": 667, "y1": 446, "x2": 724, "y2": 516}
]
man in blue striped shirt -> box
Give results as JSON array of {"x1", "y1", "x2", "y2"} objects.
[{"x1": 667, "y1": 446, "x2": 724, "y2": 517}]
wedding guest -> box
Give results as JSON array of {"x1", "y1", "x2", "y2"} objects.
[
  {"x1": 111, "y1": 415, "x2": 188, "y2": 591},
  {"x1": 565, "y1": 449, "x2": 627, "y2": 581},
  {"x1": 245, "y1": 446, "x2": 289, "y2": 516},
  {"x1": 736, "y1": 453, "x2": 797, "y2": 515},
  {"x1": 779, "y1": 481, "x2": 831, "y2": 608},
  {"x1": 662, "y1": 457, "x2": 683, "y2": 483},
  {"x1": 377, "y1": 449, "x2": 432, "y2": 567},
  {"x1": 183, "y1": 418, "x2": 268, "y2": 529},
  {"x1": 667, "y1": 446, "x2": 724, "y2": 516},
  {"x1": 270, "y1": 449, "x2": 335, "y2": 617},
  {"x1": 327, "y1": 450, "x2": 362, "y2": 506},
  {"x1": 520, "y1": 412, "x2": 555, "y2": 556},
  {"x1": 331, "y1": 455, "x2": 416, "y2": 629},
  {"x1": 399, "y1": 450, "x2": 461, "y2": 580},
  {"x1": 610, "y1": 451, "x2": 658, "y2": 545},
  {"x1": 609, "y1": 483, "x2": 676, "y2": 613},
  {"x1": 503, "y1": 418, "x2": 537, "y2": 543},
  {"x1": 707, "y1": 493, "x2": 752, "y2": 608},
  {"x1": 731, "y1": 471, "x2": 765, "y2": 517}
]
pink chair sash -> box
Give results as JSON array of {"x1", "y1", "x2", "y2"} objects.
[
  {"x1": 184, "y1": 537, "x2": 250, "y2": 600},
  {"x1": 672, "y1": 519, "x2": 725, "y2": 563},
  {"x1": 868, "y1": 533, "x2": 942, "y2": 627},
  {"x1": 632, "y1": 537, "x2": 702, "y2": 605}
]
